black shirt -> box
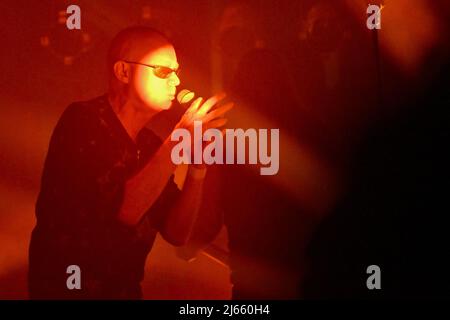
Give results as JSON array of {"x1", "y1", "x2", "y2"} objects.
[{"x1": 29, "y1": 94, "x2": 180, "y2": 299}]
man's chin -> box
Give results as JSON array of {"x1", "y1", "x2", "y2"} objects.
[{"x1": 161, "y1": 100, "x2": 173, "y2": 110}]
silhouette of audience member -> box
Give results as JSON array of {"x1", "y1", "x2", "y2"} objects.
[
  {"x1": 218, "y1": 47, "x2": 312, "y2": 299},
  {"x1": 304, "y1": 56, "x2": 450, "y2": 298}
]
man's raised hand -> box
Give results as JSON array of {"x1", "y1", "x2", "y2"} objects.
[{"x1": 176, "y1": 92, "x2": 234, "y2": 132}]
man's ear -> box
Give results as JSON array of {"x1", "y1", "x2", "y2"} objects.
[{"x1": 113, "y1": 61, "x2": 131, "y2": 83}]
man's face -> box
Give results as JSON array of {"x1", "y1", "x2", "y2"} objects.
[{"x1": 129, "y1": 44, "x2": 180, "y2": 111}]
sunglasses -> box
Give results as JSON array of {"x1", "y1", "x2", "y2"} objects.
[{"x1": 122, "y1": 60, "x2": 180, "y2": 79}]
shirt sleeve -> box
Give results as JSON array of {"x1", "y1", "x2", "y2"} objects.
[
  {"x1": 143, "y1": 174, "x2": 181, "y2": 232},
  {"x1": 132, "y1": 128, "x2": 181, "y2": 233}
]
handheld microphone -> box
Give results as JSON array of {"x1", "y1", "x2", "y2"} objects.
[{"x1": 177, "y1": 89, "x2": 196, "y2": 105}]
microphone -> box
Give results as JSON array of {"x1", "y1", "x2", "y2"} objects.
[{"x1": 177, "y1": 89, "x2": 196, "y2": 105}]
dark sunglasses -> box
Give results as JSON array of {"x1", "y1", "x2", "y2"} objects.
[{"x1": 122, "y1": 60, "x2": 180, "y2": 79}]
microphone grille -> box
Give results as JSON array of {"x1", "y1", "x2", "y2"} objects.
[{"x1": 177, "y1": 89, "x2": 195, "y2": 104}]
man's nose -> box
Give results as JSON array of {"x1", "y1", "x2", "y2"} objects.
[{"x1": 168, "y1": 72, "x2": 180, "y2": 86}]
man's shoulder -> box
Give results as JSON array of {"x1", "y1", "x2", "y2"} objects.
[
  {"x1": 56, "y1": 94, "x2": 109, "y2": 129},
  {"x1": 49, "y1": 94, "x2": 110, "y2": 147},
  {"x1": 62, "y1": 94, "x2": 109, "y2": 119}
]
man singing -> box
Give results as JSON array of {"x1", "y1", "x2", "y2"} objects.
[{"x1": 28, "y1": 26, "x2": 231, "y2": 299}]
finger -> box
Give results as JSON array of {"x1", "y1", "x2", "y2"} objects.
[
  {"x1": 205, "y1": 117, "x2": 228, "y2": 130},
  {"x1": 186, "y1": 97, "x2": 203, "y2": 114},
  {"x1": 202, "y1": 102, "x2": 234, "y2": 123},
  {"x1": 196, "y1": 92, "x2": 227, "y2": 116}
]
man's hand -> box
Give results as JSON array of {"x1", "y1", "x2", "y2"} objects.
[
  {"x1": 176, "y1": 92, "x2": 233, "y2": 130},
  {"x1": 174, "y1": 93, "x2": 234, "y2": 168}
]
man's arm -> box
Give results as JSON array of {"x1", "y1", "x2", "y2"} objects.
[
  {"x1": 117, "y1": 93, "x2": 232, "y2": 245},
  {"x1": 117, "y1": 137, "x2": 176, "y2": 227},
  {"x1": 159, "y1": 166, "x2": 207, "y2": 246},
  {"x1": 117, "y1": 138, "x2": 206, "y2": 245}
]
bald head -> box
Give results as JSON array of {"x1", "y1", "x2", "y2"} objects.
[
  {"x1": 107, "y1": 26, "x2": 172, "y2": 77},
  {"x1": 107, "y1": 26, "x2": 180, "y2": 113}
]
